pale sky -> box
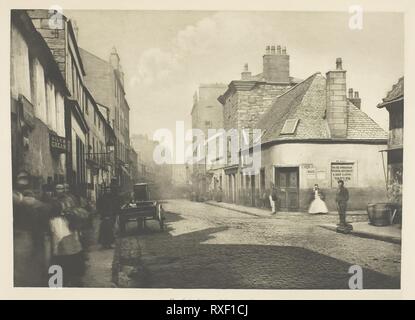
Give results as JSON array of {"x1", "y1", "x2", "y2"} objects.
[{"x1": 67, "y1": 10, "x2": 404, "y2": 138}]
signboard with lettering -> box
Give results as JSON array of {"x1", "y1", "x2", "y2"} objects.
[
  {"x1": 331, "y1": 162, "x2": 355, "y2": 187},
  {"x1": 50, "y1": 133, "x2": 67, "y2": 154}
]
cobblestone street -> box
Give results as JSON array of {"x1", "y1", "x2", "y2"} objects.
[{"x1": 114, "y1": 199, "x2": 400, "y2": 289}]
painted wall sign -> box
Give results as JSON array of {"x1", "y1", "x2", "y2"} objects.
[{"x1": 331, "y1": 162, "x2": 355, "y2": 187}]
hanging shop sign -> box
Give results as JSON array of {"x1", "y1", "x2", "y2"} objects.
[{"x1": 49, "y1": 132, "x2": 67, "y2": 154}]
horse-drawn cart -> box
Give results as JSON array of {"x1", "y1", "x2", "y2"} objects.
[{"x1": 118, "y1": 183, "x2": 164, "y2": 234}]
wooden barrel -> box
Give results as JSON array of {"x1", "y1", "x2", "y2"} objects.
[{"x1": 367, "y1": 203, "x2": 392, "y2": 226}]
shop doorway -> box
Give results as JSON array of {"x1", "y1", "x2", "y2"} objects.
[{"x1": 275, "y1": 166, "x2": 299, "y2": 211}]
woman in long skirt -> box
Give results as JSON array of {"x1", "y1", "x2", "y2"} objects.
[{"x1": 308, "y1": 184, "x2": 329, "y2": 214}]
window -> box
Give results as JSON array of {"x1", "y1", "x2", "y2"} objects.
[
  {"x1": 280, "y1": 119, "x2": 299, "y2": 135},
  {"x1": 85, "y1": 95, "x2": 89, "y2": 114}
]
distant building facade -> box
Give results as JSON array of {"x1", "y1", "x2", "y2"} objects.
[
  {"x1": 191, "y1": 83, "x2": 227, "y2": 198},
  {"x1": 80, "y1": 47, "x2": 132, "y2": 193}
]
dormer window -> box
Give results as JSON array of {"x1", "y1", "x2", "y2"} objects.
[{"x1": 280, "y1": 119, "x2": 299, "y2": 135}]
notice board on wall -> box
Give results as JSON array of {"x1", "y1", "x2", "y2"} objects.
[{"x1": 331, "y1": 162, "x2": 355, "y2": 187}]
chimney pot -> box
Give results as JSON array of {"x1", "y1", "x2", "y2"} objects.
[
  {"x1": 266, "y1": 46, "x2": 270, "y2": 54},
  {"x1": 277, "y1": 45, "x2": 281, "y2": 54},
  {"x1": 336, "y1": 58, "x2": 343, "y2": 70},
  {"x1": 282, "y1": 46, "x2": 286, "y2": 55},
  {"x1": 244, "y1": 63, "x2": 249, "y2": 72},
  {"x1": 271, "y1": 45, "x2": 276, "y2": 54},
  {"x1": 348, "y1": 88, "x2": 353, "y2": 98},
  {"x1": 354, "y1": 91, "x2": 359, "y2": 98}
]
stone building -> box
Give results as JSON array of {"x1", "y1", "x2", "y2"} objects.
[
  {"x1": 218, "y1": 45, "x2": 301, "y2": 132},
  {"x1": 84, "y1": 88, "x2": 115, "y2": 203},
  {"x1": 11, "y1": 10, "x2": 69, "y2": 192},
  {"x1": 377, "y1": 77, "x2": 404, "y2": 204},
  {"x1": 191, "y1": 83, "x2": 227, "y2": 199},
  {"x1": 219, "y1": 57, "x2": 388, "y2": 211},
  {"x1": 215, "y1": 45, "x2": 301, "y2": 202},
  {"x1": 27, "y1": 9, "x2": 91, "y2": 197},
  {"x1": 79, "y1": 47, "x2": 132, "y2": 194}
]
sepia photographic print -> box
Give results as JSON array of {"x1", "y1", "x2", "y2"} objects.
[{"x1": 6, "y1": 1, "x2": 409, "y2": 296}]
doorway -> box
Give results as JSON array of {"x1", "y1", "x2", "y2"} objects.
[{"x1": 275, "y1": 166, "x2": 299, "y2": 211}]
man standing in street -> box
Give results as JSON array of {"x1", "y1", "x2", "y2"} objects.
[
  {"x1": 336, "y1": 180, "x2": 352, "y2": 233},
  {"x1": 269, "y1": 183, "x2": 278, "y2": 215}
]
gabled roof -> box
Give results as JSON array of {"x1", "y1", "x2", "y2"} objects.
[
  {"x1": 256, "y1": 73, "x2": 387, "y2": 145},
  {"x1": 377, "y1": 77, "x2": 404, "y2": 108}
]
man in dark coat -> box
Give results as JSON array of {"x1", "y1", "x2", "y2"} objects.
[
  {"x1": 97, "y1": 186, "x2": 120, "y2": 249},
  {"x1": 336, "y1": 180, "x2": 352, "y2": 231}
]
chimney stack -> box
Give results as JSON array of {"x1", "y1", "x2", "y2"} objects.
[
  {"x1": 109, "y1": 46, "x2": 120, "y2": 70},
  {"x1": 349, "y1": 89, "x2": 361, "y2": 109},
  {"x1": 241, "y1": 63, "x2": 252, "y2": 80},
  {"x1": 263, "y1": 44, "x2": 290, "y2": 83},
  {"x1": 326, "y1": 58, "x2": 348, "y2": 138},
  {"x1": 348, "y1": 88, "x2": 354, "y2": 99}
]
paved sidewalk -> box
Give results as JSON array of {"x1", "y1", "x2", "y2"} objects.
[
  {"x1": 205, "y1": 200, "x2": 367, "y2": 217},
  {"x1": 82, "y1": 214, "x2": 116, "y2": 287},
  {"x1": 320, "y1": 222, "x2": 401, "y2": 244}
]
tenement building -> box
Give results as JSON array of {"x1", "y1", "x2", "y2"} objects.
[
  {"x1": 11, "y1": 10, "x2": 69, "y2": 191},
  {"x1": 219, "y1": 54, "x2": 388, "y2": 211},
  {"x1": 27, "y1": 9, "x2": 91, "y2": 197},
  {"x1": 80, "y1": 47, "x2": 132, "y2": 194}
]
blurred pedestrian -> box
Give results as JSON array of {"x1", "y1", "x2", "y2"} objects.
[
  {"x1": 269, "y1": 183, "x2": 278, "y2": 215},
  {"x1": 42, "y1": 176, "x2": 55, "y2": 200},
  {"x1": 97, "y1": 186, "x2": 119, "y2": 249},
  {"x1": 48, "y1": 199, "x2": 85, "y2": 287}
]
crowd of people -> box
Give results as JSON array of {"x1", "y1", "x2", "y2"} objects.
[{"x1": 13, "y1": 171, "x2": 123, "y2": 287}]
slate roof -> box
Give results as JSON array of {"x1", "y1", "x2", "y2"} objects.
[
  {"x1": 377, "y1": 77, "x2": 404, "y2": 108},
  {"x1": 256, "y1": 73, "x2": 387, "y2": 144}
]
